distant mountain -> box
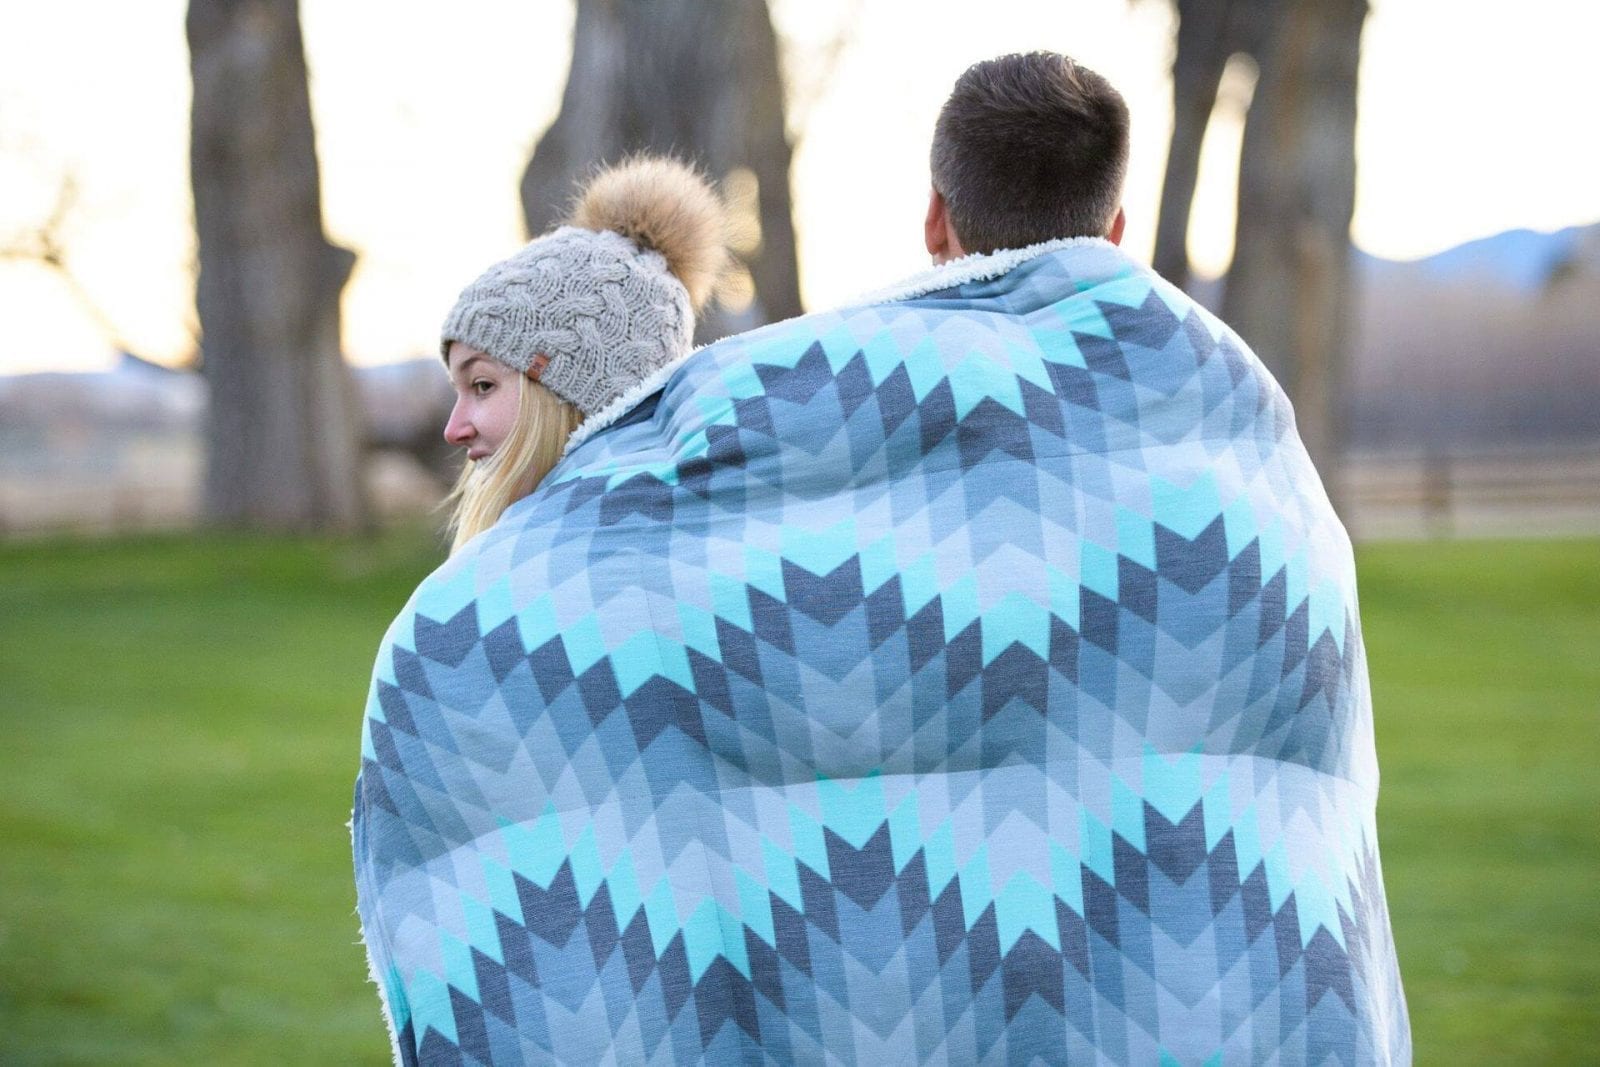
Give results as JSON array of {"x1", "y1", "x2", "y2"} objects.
[
  {"x1": 1186, "y1": 222, "x2": 1600, "y2": 453},
  {"x1": 1391, "y1": 223, "x2": 1599, "y2": 293},
  {"x1": 1350, "y1": 222, "x2": 1600, "y2": 451}
]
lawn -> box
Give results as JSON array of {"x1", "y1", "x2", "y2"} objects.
[{"x1": 0, "y1": 530, "x2": 1594, "y2": 1064}]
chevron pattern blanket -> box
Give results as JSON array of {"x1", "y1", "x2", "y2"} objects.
[{"x1": 352, "y1": 238, "x2": 1410, "y2": 1065}]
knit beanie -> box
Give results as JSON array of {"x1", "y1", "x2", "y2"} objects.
[{"x1": 441, "y1": 157, "x2": 725, "y2": 416}]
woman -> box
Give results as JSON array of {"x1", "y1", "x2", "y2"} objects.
[{"x1": 436, "y1": 155, "x2": 725, "y2": 552}]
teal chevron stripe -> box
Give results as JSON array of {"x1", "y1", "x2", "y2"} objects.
[
  {"x1": 1048, "y1": 565, "x2": 1081, "y2": 630},
  {"x1": 904, "y1": 337, "x2": 947, "y2": 403},
  {"x1": 481, "y1": 853, "x2": 523, "y2": 924},
  {"x1": 1080, "y1": 809, "x2": 1115, "y2": 886},
  {"x1": 1033, "y1": 325, "x2": 1090, "y2": 369},
  {"x1": 1308, "y1": 578, "x2": 1349, "y2": 651},
  {"x1": 736, "y1": 866, "x2": 777, "y2": 948},
  {"x1": 858, "y1": 534, "x2": 900, "y2": 598},
  {"x1": 474, "y1": 576, "x2": 518, "y2": 637},
  {"x1": 742, "y1": 544, "x2": 786, "y2": 603},
  {"x1": 1080, "y1": 540, "x2": 1119, "y2": 602},
  {"x1": 1201, "y1": 774, "x2": 1234, "y2": 853},
  {"x1": 463, "y1": 895, "x2": 503, "y2": 965},
  {"x1": 1295, "y1": 868, "x2": 1348, "y2": 949},
  {"x1": 940, "y1": 573, "x2": 981, "y2": 643},
  {"x1": 860, "y1": 329, "x2": 909, "y2": 387},
  {"x1": 382, "y1": 962, "x2": 412, "y2": 1031},
  {"x1": 440, "y1": 927, "x2": 479, "y2": 1001},
  {"x1": 948, "y1": 356, "x2": 1025, "y2": 419},
  {"x1": 995, "y1": 871, "x2": 1060, "y2": 953},
  {"x1": 781, "y1": 516, "x2": 859, "y2": 579},
  {"x1": 1002, "y1": 338, "x2": 1057, "y2": 394},
  {"x1": 761, "y1": 836, "x2": 803, "y2": 912},
  {"x1": 818, "y1": 771, "x2": 888, "y2": 850},
  {"x1": 1111, "y1": 775, "x2": 1147, "y2": 852},
  {"x1": 642, "y1": 873, "x2": 679, "y2": 958},
  {"x1": 1221, "y1": 494, "x2": 1258, "y2": 560},
  {"x1": 1151, "y1": 471, "x2": 1223, "y2": 542},
  {"x1": 612, "y1": 631, "x2": 694, "y2": 698},
  {"x1": 557, "y1": 613, "x2": 607, "y2": 676},
  {"x1": 1263, "y1": 841, "x2": 1295, "y2": 912},
  {"x1": 1087, "y1": 271, "x2": 1157, "y2": 312},
  {"x1": 887, "y1": 794, "x2": 922, "y2": 875},
  {"x1": 922, "y1": 820, "x2": 958, "y2": 895},
  {"x1": 982, "y1": 593, "x2": 1052, "y2": 665},
  {"x1": 603, "y1": 849, "x2": 643, "y2": 931},
  {"x1": 676, "y1": 601, "x2": 722, "y2": 661},
  {"x1": 566, "y1": 825, "x2": 606, "y2": 908},
  {"x1": 408, "y1": 967, "x2": 458, "y2": 1046},
  {"x1": 514, "y1": 593, "x2": 561, "y2": 654},
  {"x1": 501, "y1": 806, "x2": 564, "y2": 890},
  {"x1": 707, "y1": 570, "x2": 754, "y2": 633},
  {"x1": 1116, "y1": 506, "x2": 1157, "y2": 570},
  {"x1": 898, "y1": 552, "x2": 941, "y2": 617},
  {"x1": 1231, "y1": 805, "x2": 1264, "y2": 881},
  {"x1": 958, "y1": 842, "x2": 993, "y2": 928},
  {"x1": 1142, "y1": 747, "x2": 1205, "y2": 826},
  {"x1": 682, "y1": 898, "x2": 752, "y2": 981},
  {"x1": 1050, "y1": 840, "x2": 1085, "y2": 916},
  {"x1": 787, "y1": 804, "x2": 830, "y2": 879},
  {"x1": 1256, "y1": 518, "x2": 1288, "y2": 586},
  {"x1": 418, "y1": 556, "x2": 480, "y2": 629}
]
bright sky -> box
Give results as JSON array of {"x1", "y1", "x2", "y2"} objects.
[{"x1": 1, "y1": 0, "x2": 1597, "y2": 375}]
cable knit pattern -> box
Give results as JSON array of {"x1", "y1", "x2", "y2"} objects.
[{"x1": 440, "y1": 227, "x2": 694, "y2": 416}]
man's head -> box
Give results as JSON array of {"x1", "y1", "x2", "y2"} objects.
[{"x1": 928, "y1": 51, "x2": 1130, "y2": 261}]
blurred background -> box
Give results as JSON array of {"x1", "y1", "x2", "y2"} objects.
[{"x1": 1, "y1": 1, "x2": 1595, "y2": 1063}]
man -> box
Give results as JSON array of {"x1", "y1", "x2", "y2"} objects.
[{"x1": 354, "y1": 52, "x2": 1411, "y2": 1064}]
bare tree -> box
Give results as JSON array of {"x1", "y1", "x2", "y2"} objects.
[
  {"x1": 1223, "y1": 0, "x2": 1367, "y2": 483},
  {"x1": 521, "y1": 0, "x2": 802, "y2": 335},
  {"x1": 0, "y1": 173, "x2": 164, "y2": 360},
  {"x1": 1153, "y1": 0, "x2": 1367, "y2": 494},
  {"x1": 187, "y1": 0, "x2": 369, "y2": 530},
  {"x1": 1150, "y1": 0, "x2": 1275, "y2": 289}
]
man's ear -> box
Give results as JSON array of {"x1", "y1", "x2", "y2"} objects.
[
  {"x1": 1107, "y1": 206, "x2": 1126, "y2": 246},
  {"x1": 925, "y1": 188, "x2": 954, "y2": 263}
]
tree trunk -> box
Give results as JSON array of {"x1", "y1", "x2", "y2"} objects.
[
  {"x1": 1152, "y1": 0, "x2": 1275, "y2": 289},
  {"x1": 521, "y1": 0, "x2": 803, "y2": 337},
  {"x1": 187, "y1": 0, "x2": 368, "y2": 531},
  {"x1": 1220, "y1": 0, "x2": 1367, "y2": 497}
]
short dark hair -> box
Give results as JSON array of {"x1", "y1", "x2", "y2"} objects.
[{"x1": 931, "y1": 52, "x2": 1130, "y2": 254}]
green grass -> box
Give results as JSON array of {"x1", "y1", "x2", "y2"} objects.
[
  {"x1": 1357, "y1": 539, "x2": 1600, "y2": 1063},
  {"x1": 1, "y1": 531, "x2": 1595, "y2": 1063},
  {"x1": 0, "y1": 528, "x2": 446, "y2": 1065}
]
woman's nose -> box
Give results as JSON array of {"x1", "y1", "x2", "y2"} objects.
[{"x1": 443, "y1": 403, "x2": 474, "y2": 446}]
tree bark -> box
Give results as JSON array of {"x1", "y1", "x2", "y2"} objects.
[
  {"x1": 1222, "y1": 0, "x2": 1367, "y2": 490},
  {"x1": 187, "y1": 0, "x2": 369, "y2": 531},
  {"x1": 1151, "y1": 0, "x2": 1275, "y2": 289},
  {"x1": 521, "y1": 0, "x2": 803, "y2": 337}
]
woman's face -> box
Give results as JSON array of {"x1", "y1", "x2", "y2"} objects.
[{"x1": 443, "y1": 342, "x2": 525, "y2": 461}]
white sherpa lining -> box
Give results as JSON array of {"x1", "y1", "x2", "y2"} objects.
[
  {"x1": 853, "y1": 236, "x2": 1116, "y2": 306},
  {"x1": 560, "y1": 236, "x2": 1117, "y2": 453}
]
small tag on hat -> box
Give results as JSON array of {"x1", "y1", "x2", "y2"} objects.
[{"x1": 527, "y1": 353, "x2": 550, "y2": 381}]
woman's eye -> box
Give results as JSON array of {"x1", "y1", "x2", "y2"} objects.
[{"x1": 472, "y1": 380, "x2": 494, "y2": 396}]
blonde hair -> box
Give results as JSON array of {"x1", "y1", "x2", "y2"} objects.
[{"x1": 444, "y1": 375, "x2": 584, "y2": 554}]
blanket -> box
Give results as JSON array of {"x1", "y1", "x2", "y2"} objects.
[{"x1": 352, "y1": 237, "x2": 1410, "y2": 1065}]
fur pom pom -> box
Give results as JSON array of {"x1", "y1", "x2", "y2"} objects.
[{"x1": 571, "y1": 156, "x2": 727, "y2": 312}]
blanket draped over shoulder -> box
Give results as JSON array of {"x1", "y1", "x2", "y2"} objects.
[{"x1": 352, "y1": 239, "x2": 1410, "y2": 1065}]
